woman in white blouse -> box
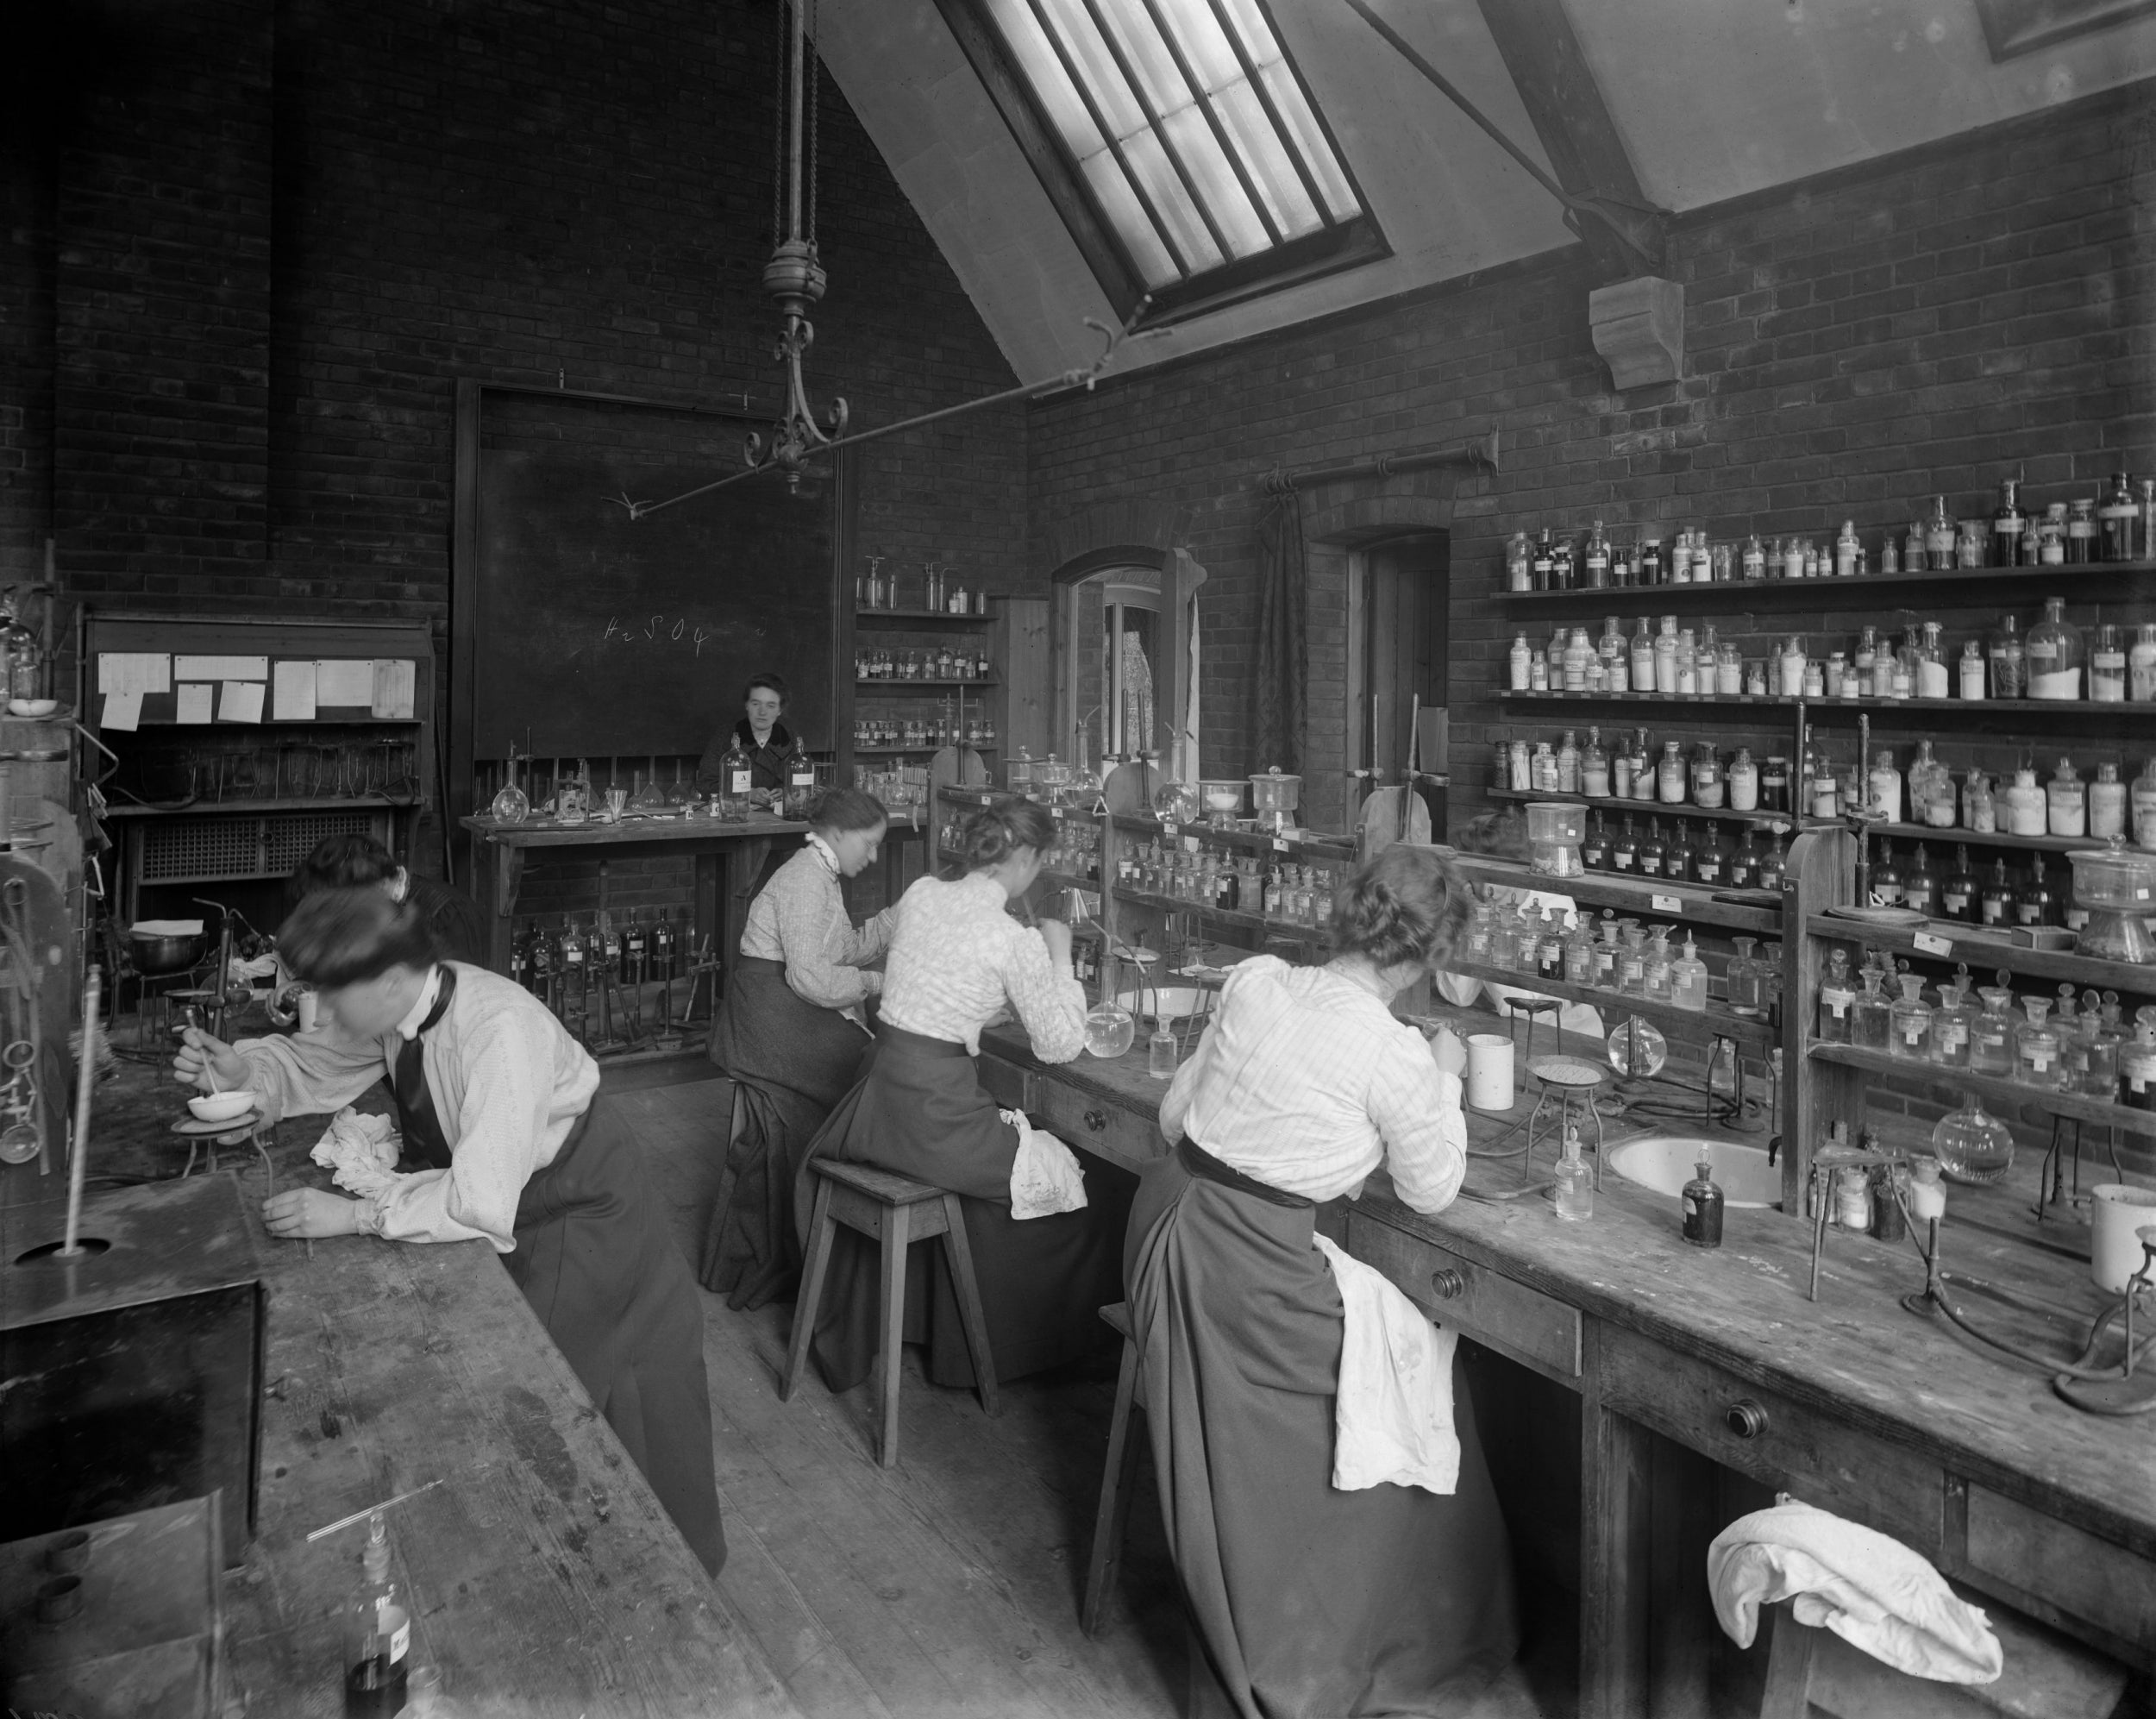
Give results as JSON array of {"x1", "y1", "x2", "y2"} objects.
[
  {"x1": 1131, "y1": 845, "x2": 1518, "y2": 1717},
  {"x1": 701, "y1": 787, "x2": 893, "y2": 1309},
  {"x1": 792, "y1": 797, "x2": 1136, "y2": 1395},
  {"x1": 172, "y1": 888, "x2": 724, "y2": 1578}
]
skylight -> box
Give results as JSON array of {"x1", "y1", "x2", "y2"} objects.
[{"x1": 954, "y1": 0, "x2": 1382, "y2": 320}]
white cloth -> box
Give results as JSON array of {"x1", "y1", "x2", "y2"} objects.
[
  {"x1": 235, "y1": 962, "x2": 599, "y2": 1253},
  {"x1": 309, "y1": 1107, "x2": 403, "y2": 1198},
  {"x1": 1001, "y1": 1107, "x2": 1089, "y2": 1220},
  {"x1": 1313, "y1": 1234, "x2": 1460, "y2": 1495},
  {"x1": 1157, "y1": 957, "x2": 1467, "y2": 1212},
  {"x1": 1708, "y1": 1497, "x2": 2003, "y2": 1684},
  {"x1": 878, "y1": 872, "x2": 1086, "y2": 1060}
]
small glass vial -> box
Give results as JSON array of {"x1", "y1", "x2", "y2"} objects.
[
  {"x1": 1148, "y1": 1022, "x2": 1179, "y2": 1080},
  {"x1": 1682, "y1": 1158, "x2": 1725, "y2": 1249},
  {"x1": 1553, "y1": 1127, "x2": 1595, "y2": 1221}
]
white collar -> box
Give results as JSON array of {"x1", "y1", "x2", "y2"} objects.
[
  {"x1": 395, "y1": 965, "x2": 443, "y2": 1042},
  {"x1": 806, "y1": 831, "x2": 841, "y2": 874}
]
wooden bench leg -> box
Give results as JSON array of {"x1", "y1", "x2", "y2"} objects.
[
  {"x1": 1758, "y1": 1604, "x2": 1817, "y2": 1719},
  {"x1": 1081, "y1": 1332, "x2": 1144, "y2": 1639},
  {"x1": 877, "y1": 1201, "x2": 912, "y2": 1468},
  {"x1": 781, "y1": 1174, "x2": 837, "y2": 1402},
  {"x1": 937, "y1": 1191, "x2": 1000, "y2": 1420}
]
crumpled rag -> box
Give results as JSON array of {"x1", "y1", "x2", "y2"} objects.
[
  {"x1": 1313, "y1": 1233, "x2": 1460, "y2": 1496},
  {"x1": 1708, "y1": 1496, "x2": 2002, "y2": 1684},
  {"x1": 310, "y1": 1107, "x2": 404, "y2": 1200},
  {"x1": 1000, "y1": 1107, "x2": 1088, "y2": 1220}
]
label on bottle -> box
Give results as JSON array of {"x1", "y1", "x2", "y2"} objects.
[
  {"x1": 1941, "y1": 889, "x2": 1970, "y2": 916},
  {"x1": 390, "y1": 1619, "x2": 411, "y2": 1665},
  {"x1": 730, "y1": 769, "x2": 753, "y2": 794},
  {"x1": 1914, "y1": 931, "x2": 1952, "y2": 957},
  {"x1": 1272, "y1": 836, "x2": 1289, "y2": 852},
  {"x1": 1651, "y1": 893, "x2": 1681, "y2": 913},
  {"x1": 791, "y1": 768, "x2": 814, "y2": 787}
]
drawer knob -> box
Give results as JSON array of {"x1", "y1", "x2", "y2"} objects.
[
  {"x1": 1082, "y1": 1108, "x2": 1108, "y2": 1132},
  {"x1": 1429, "y1": 1268, "x2": 1465, "y2": 1300},
  {"x1": 1724, "y1": 1398, "x2": 1769, "y2": 1440}
]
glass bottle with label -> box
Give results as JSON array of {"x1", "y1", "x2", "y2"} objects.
[
  {"x1": 1581, "y1": 727, "x2": 1610, "y2": 798},
  {"x1": 1778, "y1": 635, "x2": 1808, "y2": 697},
  {"x1": 1989, "y1": 614, "x2": 2026, "y2": 699},
  {"x1": 1656, "y1": 740, "x2": 1686, "y2": 804},
  {"x1": 1644, "y1": 926, "x2": 1674, "y2": 1000},
  {"x1": 1915, "y1": 622, "x2": 1951, "y2": 699},
  {"x1": 1940, "y1": 845, "x2": 1978, "y2": 922},
  {"x1": 1907, "y1": 741, "x2": 1954, "y2": 828},
  {"x1": 2091, "y1": 762, "x2": 2127, "y2": 841},
  {"x1": 1890, "y1": 971, "x2": 1933, "y2": 1061},
  {"x1": 1531, "y1": 742, "x2": 1558, "y2": 793},
  {"x1": 1965, "y1": 769, "x2": 1996, "y2": 834},
  {"x1": 1690, "y1": 744, "x2": 1723, "y2": 808},
  {"x1": 1629, "y1": 618, "x2": 1655, "y2": 691},
  {"x1": 2100, "y1": 471, "x2": 2140, "y2": 561},
  {"x1": 1664, "y1": 820, "x2": 1695, "y2": 884},
  {"x1": 719, "y1": 735, "x2": 755, "y2": 822},
  {"x1": 1654, "y1": 616, "x2": 1681, "y2": 693},
  {"x1": 2016, "y1": 857, "x2": 2058, "y2": 928},
  {"x1": 1584, "y1": 519, "x2": 1610, "y2": 587},
  {"x1": 1556, "y1": 730, "x2": 1582, "y2": 794},
  {"x1": 1564, "y1": 628, "x2": 1593, "y2": 692},
  {"x1": 1758, "y1": 754, "x2": 1789, "y2": 813},
  {"x1": 1756, "y1": 831, "x2": 1788, "y2": 893},
  {"x1": 1929, "y1": 974, "x2": 1974, "y2": 1068},
  {"x1": 1611, "y1": 815, "x2": 1638, "y2": 874},
  {"x1": 2002, "y1": 764, "x2": 2046, "y2": 837},
  {"x1": 1725, "y1": 748, "x2": 1758, "y2": 812},
  {"x1": 1870, "y1": 838, "x2": 1902, "y2": 908},
  {"x1": 2027, "y1": 597, "x2": 2085, "y2": 700},
  {"x1": 345, "y1": 1511, "x2": 411, "y2": 1717},
  {"x1": 2015, "y1": 995, "x2": 2064, "y2": 1089},
  {"x1": 1580, "y1": 812, "x2": 1611, "y2": 871},
  {"x1": 1728, "y1": 827, "x2": 1758, "y2": 889},
  {"x1": 1978, "y1": 857, "x2": 2016, "y2": 928},
  {"x1": 1926, "y1": 494, "x2": 1958, "y2": 567},
  {"x1": 1854, "y1": 625, "x2": 1879, "y2": 694},
  {"x1": 1694, "y1": 822, "x2": 1727, "y2": 886},
  {"x1": 1636, "y1": 819, "x2": 1666, "y2": 880},
  {"x1": 1868, "y1": 750, "x2": 1904, "y2": 824},
  {"x1": 1850, "y1": 963, "x2": 1892, "y2": 1051},
  {"x1": 1816, "y1": 947, "x2": 1855, "y2": 1043},
  {"x1": 1969, "y1": 981, "x2": 2017, "y2": 1076},
  {"x1": 2091, "y1": 624, "x2": 2128, "y2": 702},
  {"x1": 1958, "y1": 640, "x2": 1986, "y2": 701},
  {"x1": 2048, "y1": 757, "x2": 2087, "y2": 838},
  {"x1": 1902, "y1": 844, "x2": 1939, "y2": 918},
  {"x1": 1991, "y1": 478, "x2": 2024, "y2": 567}
]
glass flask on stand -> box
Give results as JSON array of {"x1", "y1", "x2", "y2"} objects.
[
  {"x1": 1931, "y1": 1090, "x2": 2015, "y2": 1184},
  {"x1": 490, "y1": 746, "x2": 531, "y2": 825}
]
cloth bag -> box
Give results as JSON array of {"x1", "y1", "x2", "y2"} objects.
[
  {"x1": 1000, "y1": 1107, "x2": 1088, "y2": 1220},
  {"x1": 1708, "y1": 1496, "x2": 2003, "y2": 1684},
  {"x1": 1313, "y1": 1233, "x2": 1460, "y2": 1495}
]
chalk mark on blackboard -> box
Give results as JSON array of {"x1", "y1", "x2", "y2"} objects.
[{"x1": 600, "y1": 616, "x2": 715, "y2": 656}]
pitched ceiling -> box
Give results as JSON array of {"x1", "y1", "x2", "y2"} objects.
[{"x1": 814, "y1": 0, "x2": 2156, "y2": 383}]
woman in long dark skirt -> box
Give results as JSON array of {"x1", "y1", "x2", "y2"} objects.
[
  {"x1": 700, "y1": 787, "x2": 893, "y2": 1308},
  {"x1": 793, "y1": 796, "x2": 1135, "y2": 1392},
  {"x1": 174, "y1": 888, "x2": 725, "y2": 1578},
  {"x1": 1128, "y1": 845, "x2": 1520, "y2": 1717}
]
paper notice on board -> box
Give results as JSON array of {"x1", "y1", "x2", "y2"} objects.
[
  {"x1": 101, "y1": 690, "x2": 143, "y2": 732},
  {"x1": 175, "y1": 684, "x2": 214, "y2": 725},
  {"x1": 97, "y1": 654, "x2": 172, "y2": 696},
  {"x1": 372, "y1": 659, "x2": 416, "y2": 719},
  {"x1": 219, "y1": 681, "x2": 266, "y2": 724},
  {"x1": 317, "y1": 659, "x2": 374, "y2": 707},
  {"x1": 175, "y1": 655, "x2": 269, "y2": 682},
  {"x1": 273, "y1": 661, "x2": 317, "y2": 721}
]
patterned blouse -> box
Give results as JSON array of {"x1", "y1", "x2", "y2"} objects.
[
  {"x1": 234, "y1": 962, "x2": 598, "y2": 1252},
  {"x1": 1159, "y1": 956, "x2": 1467, "y2": 1212},
  {"x1": 878, "y1": 872, "x2": 1087, "y2": 1061},
  {"x1": 737, "y1": 835, "x2": 895, "y2": 1009}
]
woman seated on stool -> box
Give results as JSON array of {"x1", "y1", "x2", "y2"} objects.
[
  {"x1": 172, "y1": 887, "x2": 726, "y2": 1578},
  {"x1": 1129, "y1": 844, "x2": 1519, "y2": 1716},
  {"x1": 792, "y1": 796, "x2": 1136, "y2": 1394},
  {"x1": 701, "y1": 785, "x2": 894, "y2": 1309}
]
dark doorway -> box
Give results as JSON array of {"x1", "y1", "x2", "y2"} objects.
[{"x1": 1359, "y1": 533, "x2": 1449, "y2": 830}]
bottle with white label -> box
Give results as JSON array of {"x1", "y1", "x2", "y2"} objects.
[
  {"x1": 1959, "y1": 640, "x2": 1986, "y2": 701},
  {"x1": 1834, "y1": 518, "x2": 1859, "y2": 577},
  {"x1": 2092, "y1": 624, "x2": 2128, "y2": 702},
  {"x1": 1868, "y1": 750, "x2": 1904, "y2": 824},
  {"x1": 1779, "y1": 636, "x2": 1808, "y2": 698},
  {"x1": 2048, "y1": 757, "x2": 2087, "y2": 838},
  {"x1": 1654, "y1": 617, "x2": 1681, "y2": 693},
  {"x1": 345, "y1": 1511, "x2": 411, "y2": 1717},
  {"x1": 2133, "y1": 623, "x2": 2156, "y2": 701},
  {"x1": 1508, "y1": 633, "x2": 1532, "y2": 691},
  {"x1": 2002, "y1": 765, "x2": 2047, "y2": 837},
  {"x1": 1629, "y1": 618, "x2": 1655, "y2": 692},
  {"x1": 1581, "y1": 727, "x2": 1610, "y2": 798},
  {"x1": 2091, "y1": 762, "x2": 2127, "y2": 841},
  {"x1": 1727, "y1": 748, "x2": 1758, "y2": 812}
]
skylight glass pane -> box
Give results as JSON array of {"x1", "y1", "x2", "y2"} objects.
[
  {"x1": 1258, "y1": 60, "x2": 1357, "y2": 221},
  {"x1": 984, "y1": 0, "x2": 1107, "y2": 155},
  {"x1": 1089, "y1": 0, "x2": 1191, "y2": 120},
  {"x1": 1158, "y1": 105, "x2": 1268, "y2": 256},
  {"x1": 1158, "y1": 0, "x2": 1241, "y2": 91},
  {"x1": 1121, "y1": 127, "x2": 1225, "y2": 273},
  {"x1": 1078, "y1": 154, "x2": 1181, "y2": 285},
  {"x1": 1037, "y1": 0, "x2": 1149, "y2": 139},
  {"x1": 1212, "y1": 79, "x2": 1320, "y2": 235}
]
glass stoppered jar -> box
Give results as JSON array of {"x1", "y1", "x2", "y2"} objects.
[
  {"x1": 1890, "y1": 971, "x2": 1933, "y2": 1062},
  {"x1": 1850, "y1": 960, "x2": 1892, "y2": 1051},
  {"x1": 2026, "y1": 597, "x2": 2085, "y2": 700}
]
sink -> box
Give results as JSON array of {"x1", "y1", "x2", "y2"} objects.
[{"x1": 1606, "y1": 1135, "x2": 1781, "y2": 1209}]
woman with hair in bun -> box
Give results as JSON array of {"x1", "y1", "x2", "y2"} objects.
[
  {"x1": 701, "y1": 786, "x2": 894, "y2": 1308},
  {"x1": 170, "y1": 888, "x2": 725, "y2": 1578},
  {"x1": 792, "y1": 796, "x2": 1137, "y2": 1396},
  {"x1": 1129, "y1": 844, "x2": 1519, "y2": 1716}
]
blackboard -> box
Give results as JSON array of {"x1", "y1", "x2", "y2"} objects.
[{"x1": 454, "y1": 384, "x2": 849, "y2": 764}]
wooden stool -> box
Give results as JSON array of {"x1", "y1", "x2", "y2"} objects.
[
  {"x1": 704, "y1": 1080, "x2": 752, "y2": 1244},
  {"x1": 1081, "y1": 1302, "x2": 1148, "y2": 1638},
  {"x1": 782, "y1": 1158, "x2": 999, "y2": 1467}
]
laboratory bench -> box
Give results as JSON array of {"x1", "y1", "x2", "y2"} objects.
[
  {"x1": 3, "y1": 1061, "x2": 800, "y2": 1719},
  {"x1": 980, "y1": 1009, "x2": 2156, "y2": 1719}
]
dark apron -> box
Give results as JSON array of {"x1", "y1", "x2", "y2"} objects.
[
  {"x1": 1125, "y1": 1140, "x2": 1518, "y2": 1718},
  {"x1": 792, "y1": 1021, "x2": 1135, "y2": 1393},
  {"x1": 398, "y1": 1032, "x2": 725, "y2": 1578}
]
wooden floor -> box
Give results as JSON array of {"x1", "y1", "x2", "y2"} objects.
[{"x1": 623, "y1": 1076, "x2": 1563, "y2": 1719}]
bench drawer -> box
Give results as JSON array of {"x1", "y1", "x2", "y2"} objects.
[
  {"x1": 1595, "y1": 1323, "x2": 1944, "y2": 1556},
  {"x1": 1965, "y1": 1485, "x2": 2156, "y2": 1654},
  {"x1": 1029, "y1": 1076, "x2": 1165, "y2": 1176},
  {"x1": 978, "y1": 1053, "x2": 1031, "y2": 1111},
  {"x1": 1346, "y1": 1213, "x2": 1582, "y2": 1382}
]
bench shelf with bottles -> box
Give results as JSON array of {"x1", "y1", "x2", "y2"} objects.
[
  {"x1": 1101, "y1": 810, "x2": 1350, "y2": 957},
  {"x1": 1496, "y1": 560, "x2": 2156, "y2": 616}
]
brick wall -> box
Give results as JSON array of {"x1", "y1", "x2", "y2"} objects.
[
  {"x1": 1027, "y1": 84, "x2": 2156, "y2": 821},
  {"x1": 3, "y1": 0, "x2": 1028, "y2": 934}
]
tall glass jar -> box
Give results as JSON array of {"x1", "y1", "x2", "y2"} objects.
[
  {"x1": 1890, "y1": 973, "x2": 1934, "y2": 1061},
  {"x1": 1990, "y1": 614, "x2": 2026, "y2": 700},
  {"x1": 2026, "y1": 597, "x2": 2085, "y2": 700},
  {"x1": 1908, "y1": 741, "x2": 1955, "y2": 828},
  {"x1": 1929, "y1": 976, "x2": 1974, "y2": 1068},
  {"x1": 1969, "y1": 983, "x2": 2017, "y2": 1076},
  {"x1": 1816, "y1": 947, "x2": 1855, "y2": 1044},
  {"x1": 1915, "y1": 622, "x2": 1951, "y2": 699},
  {"x1": 2091, "y1": 624, "x2": 2128, "y2": 702},
  {"x1": 1851, "y1": 963, "x2": 1892, "y2": 1050}
]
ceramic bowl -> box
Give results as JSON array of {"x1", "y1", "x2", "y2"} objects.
[
  {"x1": 8, "y1": 699, "x2": 57, "y2": 718},
  {"x1": 188, "y1": 1089, "x2": 259, "y2": 1123}
]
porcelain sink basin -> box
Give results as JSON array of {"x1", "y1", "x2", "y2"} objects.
[{"x1": 1606, "y1": 1135, "x2": 1781, "y2": 1209}]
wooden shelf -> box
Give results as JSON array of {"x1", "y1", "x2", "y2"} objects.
[
  {"x1": 1803, "y1": 913, "x2": 2156, "y2": 995},
  {"x1": 103, "y1": 795, "x2": 411, "y2": 818},
  {"x1": 1495, "y1": 559, "x2": 2156, "y2": 614},
  {"x1": 1807, "y1": 1042, "x2": 2156, "y2": 1139},
  {"x1": 854, "y1": 609, "x2": 991, "y2": 625},
  {"x1": 855, "y1": 679, "x2": 995, "y2": 690},
  {"x1": 1445, "y1": 956, "x2": 1777, "y2": 1049},
  {"x1": 1451, "y1": 855, "x2": 1785, "y2": 935},
  {"x1": 1846, "y1": 821, "x2": 2127, "y2": 856},
  {"x1": 1488, "y1": 787, "x2": 1799, "y2": 831},
  {"x1": 1115, "y1": 885, "x2": 1328, "y2": 940},
  {"x1": 853, "y1": 744, "x2": 1000, "y2": 756},
  {"x1": 1108, "y1": 811, "x2": 1357, "y2": 862},
  {"x1": 1498, "y1": 689, "x2": 2156, "y2": 735}
]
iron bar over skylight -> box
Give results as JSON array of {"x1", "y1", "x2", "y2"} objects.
[{"x1": 965, "y1": 0, "x2": 1380, "y2": 319}]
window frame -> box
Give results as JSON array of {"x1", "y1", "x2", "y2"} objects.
[{"x1": 934, "y1": 0, "x2": 1389, "y2": 328}]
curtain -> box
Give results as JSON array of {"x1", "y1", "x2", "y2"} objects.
[{"x1": 1252, "y1": 486, "x2": 1307, "y2": 774}]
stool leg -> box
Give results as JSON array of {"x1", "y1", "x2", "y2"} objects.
[
  {"x1": 876, "y1": 1202, "x2": 912, "y2": 1467},
  {"x1": 1081, "y1": 1333, "x2": 1144, "y2": 1639},
  {"x1": 781, "y1": 1176, "x2": 837, "y2": 1402},
  {"x1": 937, "y1": 1192, "x2": 1000, "y2": 1420}
]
